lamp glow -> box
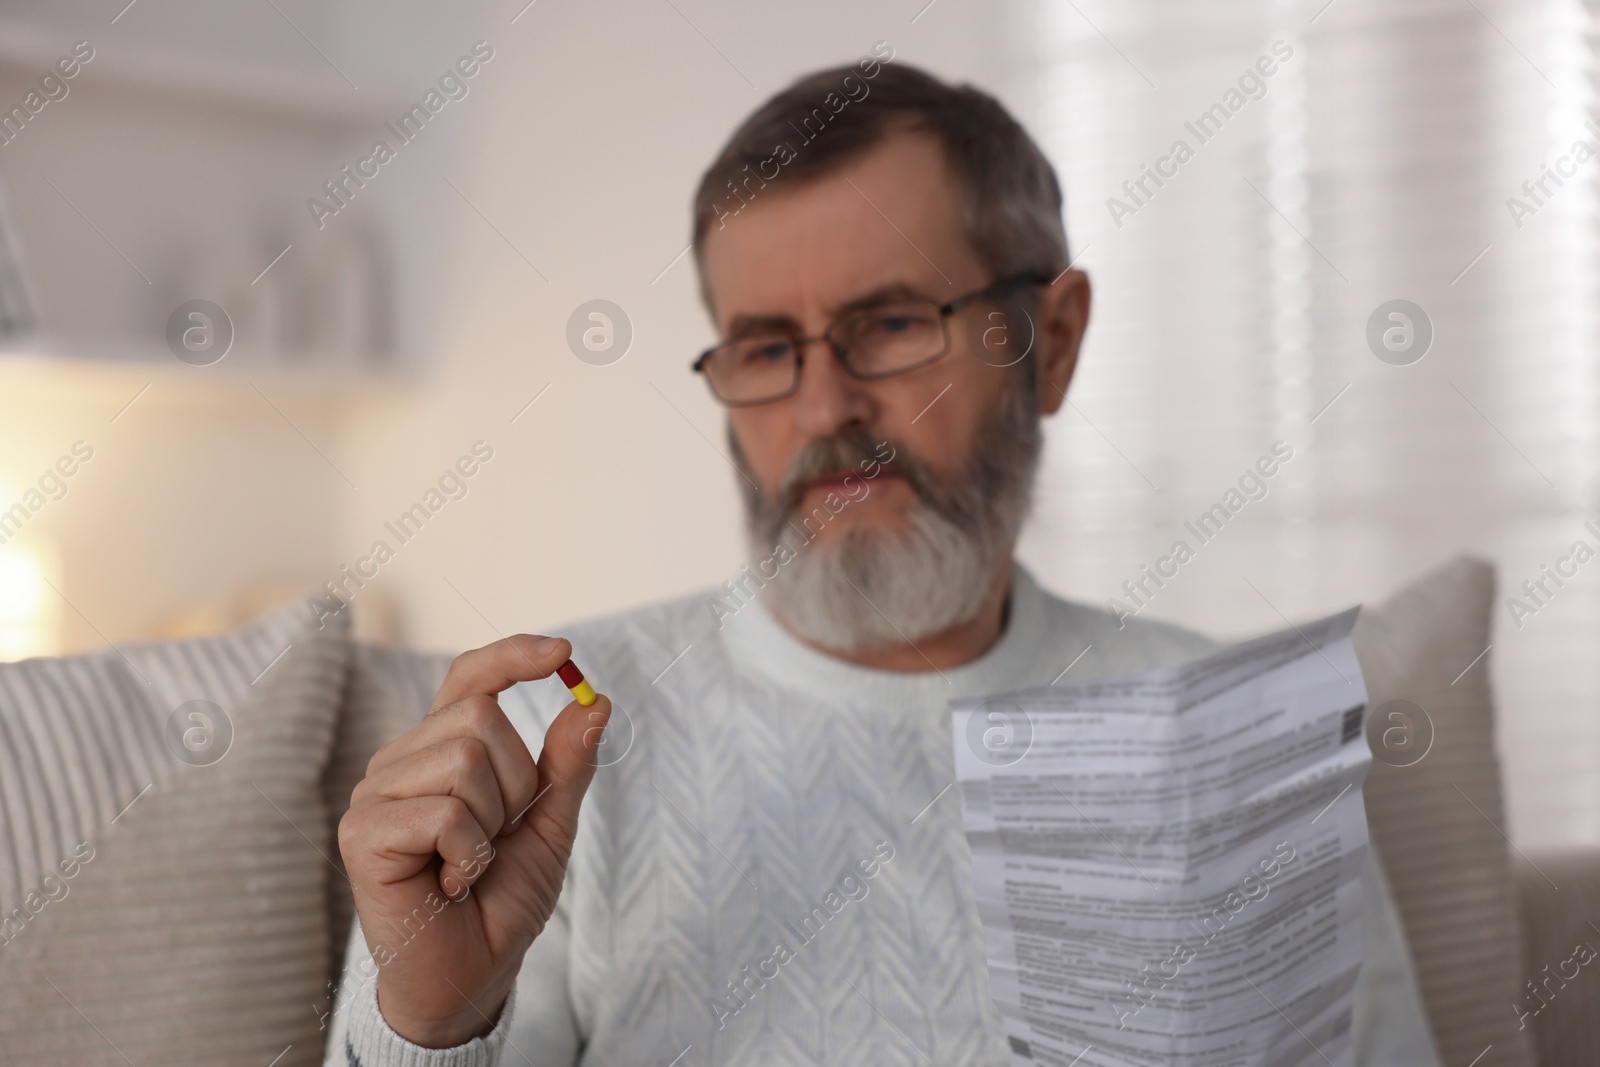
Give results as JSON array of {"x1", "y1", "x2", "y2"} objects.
[{"x1": 0, "y1": 545, "x2": 55, "y2": 661}]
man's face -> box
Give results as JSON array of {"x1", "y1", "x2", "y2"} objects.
[{"x1": 701, "y1": 128, "x2": 1024, "y2": 546}]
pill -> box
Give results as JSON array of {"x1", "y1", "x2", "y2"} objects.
[{"x1": 556, "y1": 658, "x2": 597, "y2": 706}]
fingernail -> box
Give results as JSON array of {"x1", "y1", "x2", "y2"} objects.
[{"x1": 534, "y1": 636, "x2": 561, "y2": 656}]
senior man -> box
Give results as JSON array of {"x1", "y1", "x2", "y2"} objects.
[{"x1": 328, "y1": 58, "x2": 1440, "y2": 1066}]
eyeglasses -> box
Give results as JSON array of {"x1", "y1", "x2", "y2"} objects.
[{"x1": 691, "y1": 270, "x2": 1054, "y2": 407}]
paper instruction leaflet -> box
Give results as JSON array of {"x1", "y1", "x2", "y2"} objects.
[{"x1": 951, "y1": 609, "x2": 1369, "y2": 1067}]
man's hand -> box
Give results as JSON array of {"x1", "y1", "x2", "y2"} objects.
[{"x1": 338, "y1": 634, "x2": 610, "y2": 1047}]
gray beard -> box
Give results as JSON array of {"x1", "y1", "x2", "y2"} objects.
[{"x1": 729, "y1": 381, "x2": 1042, "y2": 653}]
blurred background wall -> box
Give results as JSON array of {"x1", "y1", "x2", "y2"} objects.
[{"x1": 0, "y1": 0, "x2": 1594, "y2": 853}]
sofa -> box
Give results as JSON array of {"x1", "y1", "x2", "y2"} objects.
[{"x1": 0, "y1": 557, "x2": 1592, "y2": 1066}]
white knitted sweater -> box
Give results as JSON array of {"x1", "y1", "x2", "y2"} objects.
[{"x1": 325, "y1": 564, "x2": 1440, "y2": 1067}]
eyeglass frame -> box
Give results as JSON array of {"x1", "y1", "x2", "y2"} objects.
[{"x1": 689, "y1": 269, "x2": 1056, "y2": 407}]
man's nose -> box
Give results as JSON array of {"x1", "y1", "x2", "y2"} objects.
[{"x1": 793, "y1": 336, "x2": 874, "y2": 438}]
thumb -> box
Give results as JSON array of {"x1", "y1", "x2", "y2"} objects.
[
  {"x1": 525, "y1": 694, "x2": 611, "y2": 857},
  {"x1": 473, "y1": 695, "x2": 611, "y2": 945}
]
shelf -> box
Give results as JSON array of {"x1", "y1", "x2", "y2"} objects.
[
  {"x1": 0, "y1": 340, "x2": 422, "y2": 407},
  {"x1": 0, "y1": 30, "x2": 407, "y2": 125}
]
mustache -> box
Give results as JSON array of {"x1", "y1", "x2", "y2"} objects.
[
  {"x1": 772, "y1": 427, "x2": 911, "y2": 518},
  {"x1": 728, "y1": 381, "x2": 1042, "y2": 555},
  {"x1": 729, "y1": 424, "x2": 917, "y2": 549}
]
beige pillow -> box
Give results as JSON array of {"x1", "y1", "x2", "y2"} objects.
[
  {"x1": 1512, "y1": 850, "x2": 1600, "y2": 1067},
  {"x1": 1356, "y1": 556, "x2": 1537, "y2": 1067},
  {"x1": 0, "y1": 598, "x2": 349, "y2": 1067}
]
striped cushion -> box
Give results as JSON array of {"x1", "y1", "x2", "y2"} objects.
[
  {"x1": 1355, "y1": 557, "x2": 1537, "y2": 1067},
  {"x1": 0, "y1": 598, "x2": 349, "y2": 1067}
]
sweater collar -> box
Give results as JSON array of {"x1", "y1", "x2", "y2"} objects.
[{"x1": 717, "y1": 561, "x2": 1051, "y2": 708}]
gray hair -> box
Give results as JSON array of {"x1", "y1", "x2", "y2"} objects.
[{"x1": 690, "y1": 56, "x2": 1070, "y2": 317}]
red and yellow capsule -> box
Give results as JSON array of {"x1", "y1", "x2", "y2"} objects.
[{"x1": 556, "y1": 658, "x2": 597, "y2": 706}]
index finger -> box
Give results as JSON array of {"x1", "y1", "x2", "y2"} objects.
[{"x1": 434, "y1": 634, "x2": 573, "y2": 708}]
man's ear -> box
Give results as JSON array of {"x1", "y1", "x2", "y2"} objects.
[{"x1": 1035, "y1": 270, "x2": 1090, "y2": 415}]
